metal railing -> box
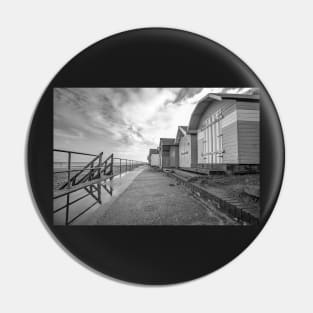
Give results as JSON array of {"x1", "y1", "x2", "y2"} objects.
[{"x1": 53, "y1": 149, "x2": 146, "y2": 225}]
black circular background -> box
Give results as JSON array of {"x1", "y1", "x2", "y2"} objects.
[{"x1": 27, "y1": 28, "x2": 284, "y2": 284}]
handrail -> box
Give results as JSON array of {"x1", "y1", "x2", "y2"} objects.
[
  {"x1": 53, "y1": 149, "x2": 97, "y2": 157},
  {"x1": 53, "y1": 148, "x2": 146, "y2": 225},
  {"x1": 54, "y1": 161, "x2": 143, "y2": 174},
  {"x1": 54, "y1": 167, "x2": 110, "y2": 174}
]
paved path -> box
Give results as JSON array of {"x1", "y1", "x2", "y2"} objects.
[{"x1": 94, "y1": 167, "x2": 237, "y2": 225}]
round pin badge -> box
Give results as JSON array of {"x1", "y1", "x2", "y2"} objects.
[{"x1": 27, "y1": 28, "x2": 284, "y2": 284}]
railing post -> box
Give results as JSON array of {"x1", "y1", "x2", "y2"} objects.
[
  {"x1": 97, "y1": 183, "x2": 102, "y2": 204},
  {"x1": 98, "y1": 152, "x2": 102, "y2": 178},
  {"x1": 119, "y1": 158, "x2": 122, "y2": 176},
  {"x1": 103, "y1": 160, "x2": 106, "y2": 175},
  {"x1": 89, "y1": 161, "x2": 94, "y2": 181},
  {"x1": 110, "y1": 153, "x2": 113, "y2": 175},
  {"x1": 67, "y1": 152, "x2": 71, "y2": 189},
  {"x1": 65, "y1": 194, "x2": 70, "y2": 225},
  {"x1": 65, "y1": 152, "x2": 71, "y2": 225}
]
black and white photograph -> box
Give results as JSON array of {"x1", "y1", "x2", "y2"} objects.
[{"x1": 53, "y1": 88, "x2": 260, "y2": 225}]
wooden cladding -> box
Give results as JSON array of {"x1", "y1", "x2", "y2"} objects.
[
  {"x1": 197, "y1": 100, "x2": 260, "y2": 165},
  {"x1": 222, "y1": 109, "x2": 260, "y2": 128}
]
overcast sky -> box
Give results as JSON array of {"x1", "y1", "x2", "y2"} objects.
[{"x1": 54, "y1": 88, "x2": 256, "y2": 162}]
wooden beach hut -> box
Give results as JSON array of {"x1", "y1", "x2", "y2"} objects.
[
  {"x1": 158, "y1": 138, "x2": 179, "y2": 168},
  {"x1": 147, "y1": 148, "x2": 159, "y2": 167},
  {"x1": 174, "y1": 126, "x2": 197, "y2": 169},
  {"x1": 188, "y1": 93, "x2": 260, "y2": 173},
  {"x1": 151, "y1": 153, "x2": 160, "y2": 167}
]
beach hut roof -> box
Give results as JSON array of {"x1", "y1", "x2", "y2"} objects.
[
  {"x1": 188, "y1": 93, "x2": 260, "y2": 133},
  {"x1": 148, "y1": 148, "x2": 158, "y2": 155},
  {"x1": 175, "y1": 126, "x2": 188, "y2": 144},
  {"x1": 159, "y1": 138, "x2": 175, "y2": 146}
]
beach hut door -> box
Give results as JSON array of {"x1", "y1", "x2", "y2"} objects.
[{"x1": 204, "y1": 110, "x2": 223, "y2": 164}]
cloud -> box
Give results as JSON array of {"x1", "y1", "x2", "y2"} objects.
[
  {"x1": 54, "y1": 87, "x2": 257, "y2": 161},
  {"x1": 172, "y1": 88, "x2": 203, "y2": 105}
]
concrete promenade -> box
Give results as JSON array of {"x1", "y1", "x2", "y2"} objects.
[{"x1": 92, "y1": 167, "x2": 237, "y2": 225}]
